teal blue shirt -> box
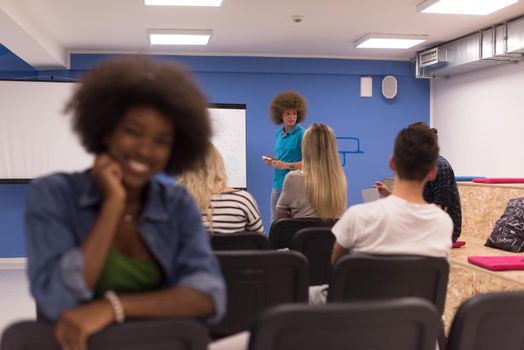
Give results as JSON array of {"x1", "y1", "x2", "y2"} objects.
[{"x1": 273, "y1": 124, "x2": 304, "y2": 190}]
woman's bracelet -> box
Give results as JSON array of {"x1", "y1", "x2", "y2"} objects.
[{"x1": 104, "y1": 290, "x2": 125, "y2": 323}]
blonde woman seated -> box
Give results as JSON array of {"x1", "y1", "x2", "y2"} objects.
[
  {"x1": 209, "y1": 124, "x2": 348, "y2": 350},
  {"x1": 178, "y1": 145, "x2": 264, "y2": 234},
  {"x1": 276, "y1": 123, "x2": 347, "y2": 220}
]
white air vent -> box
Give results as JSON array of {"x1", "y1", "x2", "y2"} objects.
[
  {"x1": 419, "y1": 48, "x2": 440, "y2": 67},
  {"x1": 415, "y1": 15, "x2": 524, "y2": 78}
]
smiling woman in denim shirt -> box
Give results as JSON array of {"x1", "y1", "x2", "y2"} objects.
[{"x1": 24, "y1": 57, "x2": 226, "y2": 350}]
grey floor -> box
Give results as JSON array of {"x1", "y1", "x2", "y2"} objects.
[{"x1": 0, "y1": 268, "x2": 35, "y2": 336}]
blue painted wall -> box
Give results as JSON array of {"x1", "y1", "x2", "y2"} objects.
[{"x1": 0, "y1": 52, "x2": 429, "y2": 257}]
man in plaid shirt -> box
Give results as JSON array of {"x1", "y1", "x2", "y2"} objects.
[{"x1": 423, "y1": 153, "x2": 462, "y2": 242}]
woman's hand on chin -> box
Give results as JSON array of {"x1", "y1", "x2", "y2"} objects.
[
  {"x1": 91, "y1": 154, "x2": 126, "y2": 202},
  {"x1": 55, "y1": 300, "x2": 115, "y2": 350}
]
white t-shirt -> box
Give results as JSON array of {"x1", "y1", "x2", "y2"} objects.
[{"x1": 332, "y1": 195, "x2": 452, "y2": 258}]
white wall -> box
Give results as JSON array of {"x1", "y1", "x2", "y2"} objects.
[
  {"x1": 0, "y1": 266, "x2": 35, "y2": 335},
  {"x1": 433, "y1": 61, "x2": 524, "y2": 177}
]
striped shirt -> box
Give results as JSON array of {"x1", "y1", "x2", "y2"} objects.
[{"x1": 203, "y1": 190, "x2": 264, "y2": 234}]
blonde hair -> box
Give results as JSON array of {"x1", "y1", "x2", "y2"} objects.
[
  {"x1": 177, "y1": 144, "x2": 228, "y2": 231},
  {"x1": 302, "y1": 123, "x2": 347, "y2": 219}
]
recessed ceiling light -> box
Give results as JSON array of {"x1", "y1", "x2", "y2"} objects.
[
  {"x1": 354, "y1": 34, "x2": 428, "y2": 49},
  {"x1": 149, "y1": 30, "x2": 212, "y2": 45},
  {"x1": 144, "y1": 0, "x2": 222, "y2": 6},
  {"x1": 417, "y1": 0, "x2": 518, "y2": 15}
]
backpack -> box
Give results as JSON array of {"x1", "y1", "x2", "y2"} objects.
[{"x1": 485, "y1": 197, "x2": 524, "y2": 253}]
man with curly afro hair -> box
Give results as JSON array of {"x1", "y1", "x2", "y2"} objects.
[{"x1": 263, "y1": 91, "x2": 307, "y2": 223}]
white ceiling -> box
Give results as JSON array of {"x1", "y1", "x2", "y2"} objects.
[{"x1": 1, "y1": 0, "x2": 524, "y2": 69}]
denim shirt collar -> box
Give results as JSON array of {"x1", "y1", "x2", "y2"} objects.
[{"x1": 78, "y1": 170, "x2": 169, "y2": 222}]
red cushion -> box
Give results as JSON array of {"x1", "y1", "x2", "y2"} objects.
[
  {"x1": 452, "y1": 241, "x2": 465, "y2": 248},
  {"x1": 472, "y1": 178, "x2": 524, "y2": 184}
]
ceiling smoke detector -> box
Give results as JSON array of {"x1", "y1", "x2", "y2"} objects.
[{"x1": 292, "y1": 15, "x2": 304, "y2": 23}]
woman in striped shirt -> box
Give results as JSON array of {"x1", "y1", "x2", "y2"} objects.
[{"x1": 178, "y1": 145, "x2": 264, "y2": 234}]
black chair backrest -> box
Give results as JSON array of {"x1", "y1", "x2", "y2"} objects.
[
  {"x1": 328, "y1": 254, "x2": 449, "y2": 315},
  {"x1": 248, "y1": 298, "x2": 440, "y2": 350},
  {"x1": 290, "y1": 227, "x2": 335, "y2": 285},
  {"x1": 210, "y1": 232, "x2": 270, "y2": 251},
  {"x1": 0, "y1": 318, "x2": 208, "y2": 350},
  {"x1": 447, "y1": 291, "x2": 524, "y2": 350},
  {"x1": 211, "y1": 250, "x2": 309, "y2": 339},
  {"x1": 268, "y1": 218, "x2": 337, "y2": 250}
]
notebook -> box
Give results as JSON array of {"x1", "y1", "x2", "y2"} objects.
[
  {"x1": 467, "y1": 256, "x2": 524, "y2": 271},
  {"x1": 361, "y1": 187, "x2": 380, "y2": 203}
]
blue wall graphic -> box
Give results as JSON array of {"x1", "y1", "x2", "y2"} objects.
[{"x1": 337, "y1": 136, "x2": 364, "y2": 167}]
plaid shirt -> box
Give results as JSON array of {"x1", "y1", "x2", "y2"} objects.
[{"x1": 423, "y1": 155, "x2": 462, "y2": 242}]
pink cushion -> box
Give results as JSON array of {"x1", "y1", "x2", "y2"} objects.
[
  {"x1": 468, "y1": 256, "x2": 524, "y2": 271},
  {"x1": 472, "y1": 178, "x2": 524, "y2": 184}
]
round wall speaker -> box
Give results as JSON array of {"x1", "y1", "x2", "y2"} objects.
[{"x1": 382, "y1": 75, "x2": 397, "y2": 99}]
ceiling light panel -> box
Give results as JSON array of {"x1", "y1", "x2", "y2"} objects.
[
  {"x1": 417, "y1": 0, "x2": 518, "y2": 15},
  {"x1": 149, "y1": 30, "x2": 212, "y2": 45},
  {"x1": 145, "y1": 0, "x2": 223, "y2": 6},
  {"x1": 354, "y1": 34, "x2": 427, "y2": 49}
]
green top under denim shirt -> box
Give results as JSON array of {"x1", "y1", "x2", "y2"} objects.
[{"x1": 94, "y1": 248, "x2": 164, "y2": 298}]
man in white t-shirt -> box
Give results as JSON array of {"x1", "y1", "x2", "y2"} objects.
[{"x1": 331, "y1": 124, "x2": 453, "y2": 264}]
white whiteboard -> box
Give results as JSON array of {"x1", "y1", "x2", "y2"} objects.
[
  {"x1": 0, "y1": 80, "x2": 247, "y2": 188},
  {"x1": 209, "y1": 106, "x2": 246, "y2": 188}
]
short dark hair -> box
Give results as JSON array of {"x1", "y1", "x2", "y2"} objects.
[
  {"x1": 66, "y1": 56, "x2": 211, "y2": 175},
  {"x1": 408, "y1": 121, "x2": 438, "y2": 138},
  {"x1": 394, "y1": 125, "x2": 439, "y2": 181},
  {"x1": 269, "y1": 91, "x2": 307, "y2": 125}
]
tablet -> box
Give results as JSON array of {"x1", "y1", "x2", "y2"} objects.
[{"x1": 361, "y1": 188, "x2": 380, "y2": 203}]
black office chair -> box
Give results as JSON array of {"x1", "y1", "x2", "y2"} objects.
[
  {"x1": 248, "y1": 298, "x2": 440, "y2": 350},
  {"x1": 0, "y1": 318, "x2": 208, "y2": 350},
  {"x1": 328, "y1": 253, "x2": 449, "y2": 348},
  {"x1": 211, "y1": 250, "x2": 309, "y2": 339},
  {"x1": 290, "y1": 227, "x2": 335, "y2": 285},
  {"x1": 268, "y1": 218, "x2": 337, "y2": 250},
  {"x1": 210, "y1": 232, "x2": 270, "y2": 251},
  {"x1": 446, "y1": 291, "x2": 524, "y2": 350}
]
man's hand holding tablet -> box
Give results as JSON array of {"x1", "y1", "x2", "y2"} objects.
[{"x1": 262, "y1": 155, "x2": 273, "y2": 166}]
